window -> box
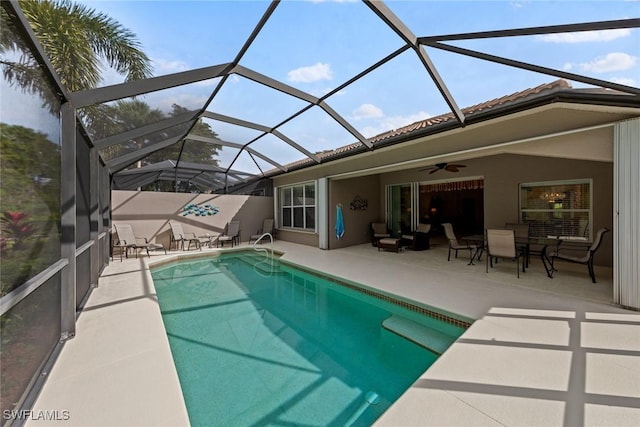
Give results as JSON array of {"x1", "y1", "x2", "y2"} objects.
[
  {"x1": 520, "y1": 179, "x2": 592, "y2": 240},
  {"x1": 279, "y1": 182, "x2": 316, "y2": 231}
]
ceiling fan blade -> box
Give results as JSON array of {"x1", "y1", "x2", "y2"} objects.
[
  {"x1": 429, "y1": 168, "x2": 440, "y2": 174},
  {"x1": 445, "y1": 164, "x2": 466, "y2": 172}
]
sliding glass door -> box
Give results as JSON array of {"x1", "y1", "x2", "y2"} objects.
[
  {"x1": 387, "y1": 183, "x2": 414, "y2": 237},
  {"x1": 387, "y1": 179, "x2": 484, "y2": 238}
]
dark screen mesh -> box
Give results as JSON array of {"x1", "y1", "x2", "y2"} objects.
[{"x1": 0, "y1": 273, "x2": 62, "y2": 414}]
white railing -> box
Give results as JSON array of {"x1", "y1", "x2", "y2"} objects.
[
  {"x1": 252, "y1": 232, "x2": 274, "y2": 255},
  {"x1": 252, "y1": 233, "x2": 275, "y2": 276}
]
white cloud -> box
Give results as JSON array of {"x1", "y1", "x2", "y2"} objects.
[
  {"x1": 350, "y1": 104, "x2": 431, "y2": 138},
  {"x1": 287, "y1": 62, "x2": 333, "y2": 83},
  {"x1": 151, "y1": 58, "x2": 217, "y2": 87},
  {"x1": 538, "y1": 28, "x2": 632, "y2": 43},
  {"x1": 153, "y1": 58, "x2": 189, "y2": 74},
  {"x1": 579, "y1": 52, "x2": 637, "y2": 73},
  {"x1": 98, "y1": 64, "x2": 126, "y2": 86},
  {"x1": 359, "y1": 111, "x2": 431, "y2": 139},
  {"x1": 351, "y1": 103, "x2": 383, "y2": 120}
]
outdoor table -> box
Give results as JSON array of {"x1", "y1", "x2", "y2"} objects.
[
  {"x1": 461, "y1": 234, "x2": 485, "y2": 266},
  {"x1": 462, "y1": 234, "x2": 572, "y2": 278}
]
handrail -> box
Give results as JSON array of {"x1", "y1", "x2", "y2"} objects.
[
  {"x1": 252, "y1": 233, "x2": 274, "y2": 277},
  {"x1": 252, "y1": 232, "x2": 274, "y2": 254}
]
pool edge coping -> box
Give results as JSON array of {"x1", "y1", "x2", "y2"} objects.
[{"x1": 148, "y1": 248, "x2": 473, "y2": 330}]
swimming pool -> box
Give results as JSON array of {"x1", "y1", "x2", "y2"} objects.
[{"x1": 151, "y1": 251, "x2": 467, "y2": 426}]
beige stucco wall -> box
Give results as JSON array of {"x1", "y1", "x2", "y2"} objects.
[
  {"x1": 274, "y1": 153, "x2": 613, "y2": 265},
  {"x1": 379, "y1": 153, "x2": 613, "y2": 266},
  {"x1": 271, "y1": 110, "x2": 622, "y2": 265},
  {"x1": 274, "y1": 229, "x2": 319, "y2": 247},
  {"x1": 329, "y1": 175, "x2": 382, "y2": 249},
  {"x1": 111, "y1": 191, "x2": 273, "y2": 249}
]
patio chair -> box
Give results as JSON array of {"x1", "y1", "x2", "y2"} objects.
[
  {"x1": 217, "y1": 220, "x2": 241, "y2": 247},
  {"x1": 486, "y1": 229, "x2": 527, "y2": 278},
  {"x1": 249, "y1": 219, "x2": 274, "y2": 244},
  {"x1": 169, "y1": 221, "x2": 212, "y2": 251},
  {"x1": 370, "y1": 222, "x2": 390, "y2": 247},
  {"x1": 550, "y1": 227, "x2": 609, "y2": 283},
  {"x1": 113, "y1": 223, "x2": 166, "y2": 261},
  {"x1": 442, "y1": 222, "x2": 479, "y2": 262},
  {"x1": 401, "y1": 223, "x2": 431, "y2": 250},
  {"x1": 505, "y1": 222, "x2": 531, "y2": 265}
]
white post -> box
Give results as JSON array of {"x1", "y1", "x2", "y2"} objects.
[
  {"x1": 613, "y1": 118, "x2": 640, "y2": 309},
  {"x1": 318, "y1": 177, "x2": 329, "y2": 249}
]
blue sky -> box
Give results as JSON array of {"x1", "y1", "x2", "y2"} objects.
[{"x1": 4, "y1": 0, "x2": 639, "y2": 174}]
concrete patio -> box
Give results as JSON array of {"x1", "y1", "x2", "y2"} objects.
[{"x1": 28, "y1": 240, "x2": 639, "y2": 426}]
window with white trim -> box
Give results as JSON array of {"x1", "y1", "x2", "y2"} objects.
[
  {"x1": 520, "y1": 179, "x2": 592, "y2": 240},
  {"x1": 279, "y1": 182, "x2": 316, "y2": 231}
]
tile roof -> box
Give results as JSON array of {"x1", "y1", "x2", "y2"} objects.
[
  {"x1": 367, "y1": 79, "x2": 572, "y2": 144},
  {"x1": 279, "y1": 79, "x2": 573, "y2": 171}
]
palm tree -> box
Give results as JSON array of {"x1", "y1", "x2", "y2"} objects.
[
  {"x1": 18, "y1": 0, "x2": 151, "y2": 92},
  {"x1": 1, "y1": 0, "x2": 151, "y2": 135}
]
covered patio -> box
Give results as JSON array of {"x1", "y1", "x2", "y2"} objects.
[{"x1": 28, "y1": 241, "x2": 638, "y2": 426}]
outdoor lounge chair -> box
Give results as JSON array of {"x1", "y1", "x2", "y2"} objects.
[
  {"x1": 249, "y1": 219, "x2": 274, "y2": 244},
  {"x1": 113, "y1": 223, "x2": 166, "y2": 261},
  {"x1": 550, "y1": 227, "x2": 609, "y2": 283},
  {"x1": 401, "y1": 223, "x2": 431, "y2": 250},
  {"x1": 217, "y1": 220, "x2": 240, "y2": 247},
  {"x1": 486, "y1": 229, "x2": 527, "y2": 278},
  {"x1": 370, "y1": 222, "x2": 390, "y2": 246},
  {"x1": 443, "y1": 222, "x2": 479, "y2": 262},
  {"x1": 169, "y1": 221, "x2": 212, "y2": 251}
]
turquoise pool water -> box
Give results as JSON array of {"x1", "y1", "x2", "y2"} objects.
[{"x1": 151, "y1": 252, "x2": 465, "y2": 426}]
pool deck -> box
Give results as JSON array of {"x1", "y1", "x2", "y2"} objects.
[{"x1": 28, "y1": 241, "x2": 640, "y2": 426}]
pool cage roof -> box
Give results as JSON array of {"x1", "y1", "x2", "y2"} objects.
[{"x1": 45, "y1": 1, "x2": 640, "y2": 192}]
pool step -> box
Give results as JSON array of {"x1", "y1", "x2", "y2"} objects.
[
  {"x1": 235, "y1": 255, "x2": 284, "y2": 276},
  {"x1": 382, "y1": 315, "x2": 457, "y2": 355}
]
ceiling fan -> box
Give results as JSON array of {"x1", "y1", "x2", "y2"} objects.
[{"x1": 421, "y1": 162, "x2": 466, "y2": 174}]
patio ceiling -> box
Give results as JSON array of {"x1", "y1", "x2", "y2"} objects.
[{"x1": 64, "y1": 1, "x2": 639, "y2": 193}]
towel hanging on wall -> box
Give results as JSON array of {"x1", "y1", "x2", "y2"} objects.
[{"x1": 335, "y1": 203, "x2": 345, "y2": 240}]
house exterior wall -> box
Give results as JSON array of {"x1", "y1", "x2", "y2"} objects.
[
  {"x1": 272, "y1": 111, "x2": 623, "y2": 266},
  {"x1": 111, "y1": 191, "x2": 273, "y2": 249},
  {"x1": 275, "y1": 229, "x2": 319, "y2": 247},
  {"x1": 379, "y1": 154, "x2": 613, "y2": 266},
  {"x1": 329, "y1": 175, "x2": 382, "y2": 249}
]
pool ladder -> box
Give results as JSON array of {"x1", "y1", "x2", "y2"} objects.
[{"x1": 252, "y1": 232, "x2": 275, "y2": 276}]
